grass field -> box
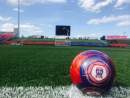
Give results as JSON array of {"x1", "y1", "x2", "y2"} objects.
[{"x1": 0, "y1": 45, "x2": 130, "y2": 87}]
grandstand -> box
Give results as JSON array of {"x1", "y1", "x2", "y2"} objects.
[
  {"x1": 0, "y1": 32, "x2": 16, "y2": 43},
  {"x1": 107, "y1": 39, "x2": 130, "y2": 45},
  {"x1": 0, "y1": 28, "x2": 20, "y2": 44},
  {"x1": 106, "y1": 36, "x2": 130, "y2": 47}
]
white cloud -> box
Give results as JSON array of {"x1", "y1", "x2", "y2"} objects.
[
  {"x1": 87, "y1": 14, "x2": 130, "y2": 27},
  {"x1": 114, "y1": 0, "x2": 130, "y2": 8},
  {"x1": 0, "y1": 16, "x2": 11, "y2": 22},
  {"x1": 117, "y1": 21, "x2": 130, "y2": 26},
  {"x1": 13, "y1": 8, "x2": 24, "y2": 13},
  {"x1": 0, "y1": 22, "x2": 43, "y2": 37},
  {"x1": 79, "y1": 0, "x2": 130, "y2": 12},
  {"x1": 20, "y1": 23, "x2": 43, "y2": 37},
  {"x1": 7, "y1": 0, "x2": 66, "y2": 6},
  {"x1": 79, "y1": 0, "x2": 113, "y2": 12},
  {"x1": 0, "y1": 23, "x2": 15, "y2": 32}
]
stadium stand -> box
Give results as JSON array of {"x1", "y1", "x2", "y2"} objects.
[
  {"x1": 0, "y1": 33, "x2": 16, "y2": 43},
  {"x1": 107, "y1": 39, "x2": 130, "y2": 47}
]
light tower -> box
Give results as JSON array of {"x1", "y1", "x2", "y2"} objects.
[{"x1": 17, "y1": 0, "x2": 20, "y2": 38}]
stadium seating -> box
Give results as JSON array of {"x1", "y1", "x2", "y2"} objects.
[
  {"x1": 107, "y1": 39, "x2": 130, "y2": 47},
  {"x1": 110, "y1": 44, "x2": 128, "y2": 47},
  {"x1": 0, "y1": 33, "x2": 15, "y2": 43},
  {"x1": 70, "y1": 42, "x2": 108, "y2": 47},
  {"x1": 23, "y1": 41, "x2": 55, "y2": 45}
]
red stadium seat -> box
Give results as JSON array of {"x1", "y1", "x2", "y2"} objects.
[
  {"x1": 0, "y1": 33, "x2": 15, "y2": 42},
  {"x1": 110, "y1": 44, "x2": 128, "y2": 47}
]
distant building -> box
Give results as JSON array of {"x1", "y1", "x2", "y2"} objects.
[{"x1": 31, "y1": 35, "x2": 42, "y2": 39}]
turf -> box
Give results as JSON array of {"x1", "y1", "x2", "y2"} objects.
[{"x1": 0, "y1": 45, "x2": 130, "y2": 87}]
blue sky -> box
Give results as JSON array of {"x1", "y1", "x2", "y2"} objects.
[{"x1": 0, "y1": 0, "x2": 130, "y2": 38}]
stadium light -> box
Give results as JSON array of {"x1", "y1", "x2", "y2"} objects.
[{"x1": 17, "y1": 0, "x2": 20, "y2": 38}]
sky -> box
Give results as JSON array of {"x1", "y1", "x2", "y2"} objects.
[{"x1": 0, "y1": 0, "x2": 130, "y2": 38}]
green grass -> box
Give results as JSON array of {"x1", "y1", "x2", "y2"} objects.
[{"x1": 0, "y1": 45, "x2": 130, "y2": 87}]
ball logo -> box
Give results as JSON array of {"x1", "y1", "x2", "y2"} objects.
[
  {"x1": 87, "y1": 62, "x2": 110, "y2": 84},
  {"x1": 96, "y1": 67, "x2": 103, "y2": 79},
  {"x1": 92, "y1": 66, "x2": 107, "y2": 81}
]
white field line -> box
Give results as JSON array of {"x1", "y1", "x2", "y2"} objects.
[{"x1": 0, "y1": 85, "x2": 130, "y2": 98}]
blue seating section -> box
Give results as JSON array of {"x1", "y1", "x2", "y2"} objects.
[{"x1": 65, "y1": 42, "x2": 108, "y2": 47}]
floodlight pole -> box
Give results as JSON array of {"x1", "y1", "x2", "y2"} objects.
[{"x1": 17, "y1": 0, "x2": 20, "y2": 38}]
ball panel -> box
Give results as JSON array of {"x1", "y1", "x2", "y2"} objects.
[{"x1": 70, "y1": 53, "x2": 86, "y2": 85}]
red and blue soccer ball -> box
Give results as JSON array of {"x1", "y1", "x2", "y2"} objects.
[{"x1": 70, "y1": 50, "x2": 115, "y2": 95}]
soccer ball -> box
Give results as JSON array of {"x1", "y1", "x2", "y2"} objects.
[{"x1": 70, "y1": 50, "x2": 115, "y2": 95}]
